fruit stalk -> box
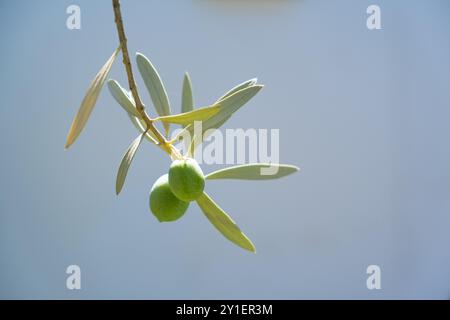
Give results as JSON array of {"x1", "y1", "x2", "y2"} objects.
[{"x1": 112, "y1": 0, "x2": 181, "y2": 159}]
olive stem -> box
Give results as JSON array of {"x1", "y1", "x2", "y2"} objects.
[{"x1": 112, "y1": 0, "x2": 182, "y2": 160}]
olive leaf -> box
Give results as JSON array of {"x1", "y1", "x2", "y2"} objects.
[
  {"x1": 181, "y1": 72, "x2": 194, "y2": 150},
  {"x1": 187, "y1": 133, "x2": 197, "y2": 158},
  {"x1": 128, "y1": 115, "x2": 158, "y2": 144},
  {"x1": 182, "y1": 72, "x2": 194, "y2": 116},
  {"x1": 136, "y1": 53, "x2": 171, "y2": 135},
  {"x1": 216, "y1": 78, "x2": 257, "y2": 102},
  {"x1": 188, "y1": 85, "x2": 263, "y2": 148},
  {"x1": 116, "y1": 132, "x2": 146, "y2": 195},
  {"x1": 201, "y1": 85, "x2": 262, "y2": 134},
  {"x1": 206, "y1": 163, "x2": 299, "y2": 180},
  {"x1": 65, "y1": 46, "x2": 121, "y2": 149},
  {"x1": 107, "y1": 79, "x2": 141, "y2": 118},
  {"x1": 196, "y1": 192, "x2": 256, "y2": 252},
  {"x1": 155, "y1": 105, "x2": 220, "y2": 125},
  {"x1": 106, "y1": 79, "x2": 158, "y2": 143}
]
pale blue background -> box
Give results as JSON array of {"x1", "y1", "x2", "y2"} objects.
[{"x1": 1, "y1": 0, "x2": 450, "y2": 299}]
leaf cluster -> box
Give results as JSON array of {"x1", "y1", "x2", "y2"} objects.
[{"x1": 65, "y1": 49, "x2": 298, "y2": 252}]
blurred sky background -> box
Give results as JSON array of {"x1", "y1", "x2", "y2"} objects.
[{"x1": 1, "y1": 0, "x2": 450, "y2": 299}]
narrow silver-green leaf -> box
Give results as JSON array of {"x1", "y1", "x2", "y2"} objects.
[
  {"x1": 216, "y1": 78, "x2": 257, "y2": 102},
  {"x1": 182, "y1": 72, "x2": 194, "y2": 116},
  {"x1": 204, "y1": 85, "x2": 262, "y2": 133},
  {"x1": 107, "y1": 79, "x2": 141, "y2": 118},
  {"x1": 196, "y1": 192, "x2": 256, "y2": 252},
  {"x1": 187, "y1": 133, "x2": 198, "y2": 158},
  {"x1": 136, "y1": 53, "x2": 171, "y2": 135},
  {"x1": 206, "y1": 163, "x2": 299, "y2": 180},
  {"x1": 182, "y1": 72, "x2": 194, "y2": 150},
  {"x1": 128, "y1": 115, "x2": 158, "y2": 144},
  {"x1": 116, "y1": 133, "x2": 146, "y2": 195},
  {"x1": 156, "y1": 105, "x2": 220, "y2": 125},
  {"x1": 188, "y1": 85, "x2": 263, "y2": 148},
  {"x1": 65, "y1": 47, "x2": 120, "y2": 149}
]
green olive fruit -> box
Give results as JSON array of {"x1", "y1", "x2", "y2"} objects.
[
  {"x1": 168, "y1": 158, "x2": 205, "y2": 202},
  {"x1": 149, "y1": 174, "x2": 189, "y2": 222}
]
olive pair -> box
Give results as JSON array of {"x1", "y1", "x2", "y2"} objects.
[{"x1": 150, "y1": 158, "x2": 204, "y2": 222}]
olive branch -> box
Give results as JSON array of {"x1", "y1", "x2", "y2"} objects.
[{"x1": 64, "y1": 0, "x2": 299, "y2": 252}]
